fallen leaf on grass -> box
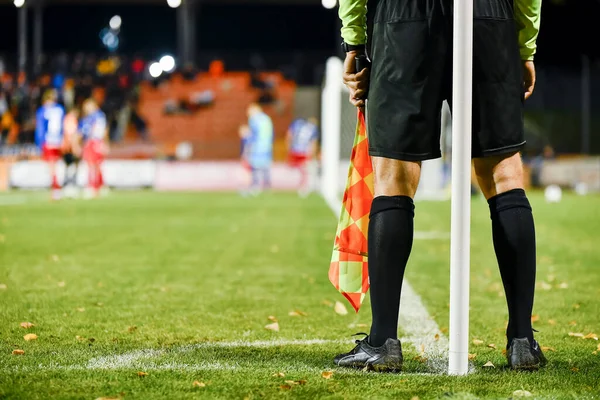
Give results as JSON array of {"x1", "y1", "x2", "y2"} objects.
[
  {"x1": 571, "y1": 367, "x2": 579, "y2": 372},
  {"x1": 410, "y1": 396, "x2": 420, "y2": 400},
  {"x1": 50, "y1": 254, "x2": 60, "y2": 262},
  {"x1": 568, "y1": 332, "x2": 584, "y2": 338},
  {"x1": 76, "y1": 307, "x2": 86, "y2": 312},
  {"x1": 512, "y1": 390, "x2": 533, "y2": 397},
  {"x1": 541, "y1": 346, "x2": 556, "y2": 352},
  {"x1": 95, "y1": 397, "x2": 120, "y2": 400},
  {"x1": 285, "y1": 380, "x2": 307, "y2": 386},
  {"x1": 583, "y1": 333, "x2": 598, "y2": 340},
  {"x1": 434, "y1": 334, "x2": 440, "y2": 341},
  {"x1": 548, "y1": 319, "x2": 557, "y2": 325},
  {"x1": 137, "y1": 371, "x2": 148, "y2": 377},
  {"x1": 472, "y1": 339, "x2": 484, "y2": 345},
  {"x1": 420, "y1": 344, "x2": 425, "y2": 355},
  {"x1": 89, "y1": 338, "x2": 96, "y2": 343},
  {"x1": 558, "y1": 282, "x2": 569, "y2": 289},
  {"x1": 321, "y1": 371, "x2": 333, "y2": 379},
  {"x1": 321, "y1": 300, "x2": 333, "y2": 307},
  {"x1": 0, "y1": 283, "x2": 6, "y2": 290},
  {"x1": 531, "y1": 315, "x2": 540, "y2": 322},
  {"x1": 539, "y1": 282, "x2": 552, "y2": 291},
  {"x1": 128, "y1": 326, "x2": 138, "y2": 333},
  {"x1": 569, "y1": 321, "x2": 577, "y2": 326},
  {"x1": 20, "y1": 322, "x2": 34, "y2": 329},
  {"x1": 468, "y1": 353, "x2": 477, "y2": 360},
  {"x1": 267, "y1": 316, "x2": 278, "y2": 322},
  {"x1": 573, "y1": 304, "x2": 580, "y2": 310},
  {"x1": 57, "y1": 281, "x2": 66, "y2": 287},
  {"x1": 75, "y1": 335, "x2": 86, "y2": 341},
  {"x1": 96, "y1": 302, "x2": 104, "y2": 307},
  {"x1": 502, "y1": 349, "x2": 507, "y2": 356},
  {"x1": 334, "y1": 301, "x2": 348, "y2": 316},
  {"x1": 288, "y1": 310, "x2": 308, "y2": 317},
  {"x1": 23, "y1": 334, "x2": 37, "y2": 341},
  {"x1": 487, "y1": 343, "x2": 497, "y2": 349},
  {"x1": 272, "y1": 372, "x2": 285, "y2": 378},
  {"x1": 279, "y1": 385, "x2": 292, "y2": 390},
  {"x1": 12, "y1": 349, "x2": 25, "y2": 355},
  {"x1": 413, "y1": 355, "x2": 428, "y2": 363},
  {"x1": 483, "y1": 361, "x2": 495, "y2": 368},
  {"x1": 440, "y1": 327, "x2": 449, "y2": 333},
  {"x1": 597, "y1": 344, "x2": 600, "y2": 351},
  {"x1": 192, "y1": 381, "x2": 206, "y2": 388},
  {"x1": 265, "y1": 322, "x2": 280, "y2": 332}
]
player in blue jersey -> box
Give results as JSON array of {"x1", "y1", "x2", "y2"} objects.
[
  {"x1": 35, "y1": 90, "x2": 65, "y2": 200},
  {"x1": 80, "y1": 99, "x2": 108, "y2": 199},
  {"x1": 244, "y1": 104, "x2": 273, "y2": 194},
  {"x1": 287, "y1": 117, "x2": 319, "y2": 196}
]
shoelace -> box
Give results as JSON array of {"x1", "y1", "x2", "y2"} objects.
[{"x1": 352, "y1": 332, "x2": 369, "y2": 345}]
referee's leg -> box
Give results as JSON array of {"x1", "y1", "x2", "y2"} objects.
[{"x1": 474, "y1": 152, "x2": 547, "y2": 369}]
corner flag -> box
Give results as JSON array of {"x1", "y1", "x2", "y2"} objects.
[{"x1": 329, "y1": 109, "x2": 373, "y2": 312}]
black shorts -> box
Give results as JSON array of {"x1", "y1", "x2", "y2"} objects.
[{"x1": 368, "y1": 0, "x2": 525, "y2": 161}]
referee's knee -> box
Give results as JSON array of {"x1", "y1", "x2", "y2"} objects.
[
  {"x1": 474, "y1": 152, "x2": 524, "y2": 200},
  {"x1": 372, "y1": 157, "x2": 421, "y2": 199}
]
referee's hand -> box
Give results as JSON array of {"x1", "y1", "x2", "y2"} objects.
[
  {"x1": 343, "y1": 51, "x2": 370, "y2": 109},
  {"x1": 523, "y1": 60, "x2": 536, "y2": 100}
]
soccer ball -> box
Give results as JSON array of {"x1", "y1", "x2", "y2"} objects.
[{"x1": 544, "y1": 185, "x2": 562, "y2": 203}]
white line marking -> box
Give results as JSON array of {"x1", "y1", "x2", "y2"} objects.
[
  {"x1": 86, "y1": 339, "x2": 349, "y2": 370},
  {"x1": 324, "y1": 195, "x2": 450, "y2": 374}
]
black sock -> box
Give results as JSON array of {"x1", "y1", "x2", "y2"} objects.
[
  {"x1": 368, "y1": 195, "x2": 415, "y2": 347},
  {"x1": 488, "y1": 189, "x2": 536, "y2": 344}
]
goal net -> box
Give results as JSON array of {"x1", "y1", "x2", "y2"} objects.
[{"x1": 320, "y1": 57, "x2": 449, "y2": 210}]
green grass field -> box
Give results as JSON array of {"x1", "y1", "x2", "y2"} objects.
[{"x1": 0, "y1": 191, "x2": 599, "y2": 399}]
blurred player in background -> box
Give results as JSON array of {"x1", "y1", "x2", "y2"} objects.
[
  {"x1": 80, "y1": 99, "x2": 108, "y2": 199},
  {"x1": 238, "y1": 124, "x2": 252, "y2": 193},
  {"x1": 244, "y1": 103, "x2": 273, "y2": 195},
  {"x1": 287, "y1": 117, "x2": 319, "y2": 197},
  {"x1": 35, "y1": 89, "x2": 65, "y2": 201},
  {"x1": 61, "y1": 105, "x2": 82, "y2": 198}
]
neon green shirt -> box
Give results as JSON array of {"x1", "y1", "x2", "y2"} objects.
[{"x1": 339, "y1": 0, "x2": 542, "y2": 60}]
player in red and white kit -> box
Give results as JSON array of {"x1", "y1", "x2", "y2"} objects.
[
  {"x1": 35, "y1": 90, "x2": 65, "y2": 200},
  {"x1": 80, "y1": 99, "x2": 108, "y2": 199},
  {"x1": 287, "y1": 117, "x2": 319, "y2": 196}
]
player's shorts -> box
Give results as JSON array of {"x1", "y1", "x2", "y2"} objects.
[
  {"x1": 368, "y1": 0, "x2": 525, "y2": 161},
  {"x1": 288, "y1": 152, "x2": 309, "y2": 167},
  {"x1": 42, "y1": 145, "x2": 62, "y2": 162},
  {"x1": 63, "y1": 153, "x2": 79, "y2": 165},
  {"x1": 83, "y1": 140, "x2": 104, "y2": 164}
]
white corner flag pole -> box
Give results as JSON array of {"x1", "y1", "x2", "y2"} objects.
[{"x1": 448, "y1": 0, "x2": 474, "y2": 375}]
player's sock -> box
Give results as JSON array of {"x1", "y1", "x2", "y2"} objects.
[
  {"x1": 263, "y1": 168, "x2": 271, "y2": 189},
  {"x1": 98, "y1": 169, "x2": 104, "y2": 188},
  {"x1": 51, "y1": 174, "x2": 61, "y2": 190},
  {"x1": 368, "y1": 195, "x2": 415, "y2": 347},
  {"x1": 488, "y1": 189, "x2": 536, "y2": 344}
]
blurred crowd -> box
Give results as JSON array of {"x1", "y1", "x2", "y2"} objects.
[{"x1": 0, "y1": 53, "x2": 150, "y2": 155}]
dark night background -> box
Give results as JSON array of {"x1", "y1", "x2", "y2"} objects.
[{"x1": 0, "y1": 0, "x2": 598, "y2": 64}]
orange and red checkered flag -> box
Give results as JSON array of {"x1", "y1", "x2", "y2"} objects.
[{"x1": 329, "y1": 109, "x2": 374, "y2": 312}]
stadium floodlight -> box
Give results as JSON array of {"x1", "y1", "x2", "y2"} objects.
[
  {"x1": 322, "y1": 0, "x2": 336, "y2": 9},
  {"x1": 149, "y1": 62, "x2": 163, "y2": 78},
  {"x1": 448, "y1": 0, "x2": 473, "y2": 376},
  {"x1": 14, "y1": 0, "x2": 25, "y2": 8},
  {"x1": 167, "y1": 0, "x2": 182, "y2": 8},
  {"x1": 109, "y1": 15, "x2": 122, "y2": 30},
  {"x1": 159, "y1": 55, "x2": 176, "y2": 73}
]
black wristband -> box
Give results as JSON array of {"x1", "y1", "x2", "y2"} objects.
[{"x1": 341, "y1": 42, "x2": 366, "y2": 53}]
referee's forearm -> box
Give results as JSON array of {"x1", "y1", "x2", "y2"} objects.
[{"x1": 339, "y1": 0, "x2": 368, "y2": 45}]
